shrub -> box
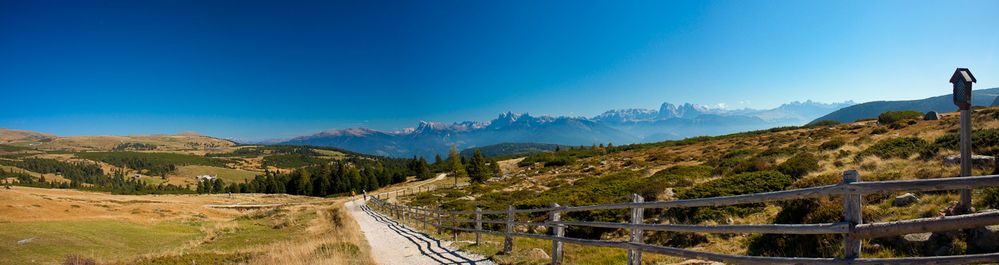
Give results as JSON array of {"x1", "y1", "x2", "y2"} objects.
[
  {"x1": 819, "y1": 138, "x2": 846, "y2": 151},
  {"x1": 932, "y1": 128, "x2": 999, "y2": 156},
  {"x1": 856, "y1": 137, "x2": 930, "y2": 160},
  {"x1": 638, "y1": 165, "x2": 714, "y2": 200},
  {"x1": 807, "y1": 120, "x2": 841, "y2": 127},
  {"x1": 776, "y1": 152, "x2": 819, "y2": 179},
  {"x1": 888, "y1": 121, "x2": 907, "y2": 130},
  {"x1": 877, "y1": 110, "x2": 923, "y2": 125},
  {"x1": 747, "y1": 198, "x2": 842, "y2": 258},
  {"x1": 709, "y1": 149, "x2": 774, "y2": 176},
  {"x1": 668, "y1": 171, "x2": 794, "y2": 223},
  {"x1": 870, "y1": 127, "x2": 889, "y2": 135}
]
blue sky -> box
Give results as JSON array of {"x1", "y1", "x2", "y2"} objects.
[{"x1": 2, "y1": 0, "x2": 997, "y2": 142}]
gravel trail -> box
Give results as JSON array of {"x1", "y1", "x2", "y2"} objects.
[{"x1": 346, "y1": 199, "x2": 495, "y2": 265}]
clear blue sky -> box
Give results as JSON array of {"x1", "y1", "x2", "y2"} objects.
[{"x1": 2, "y1": 0, "x2": 997, "y2": 142}]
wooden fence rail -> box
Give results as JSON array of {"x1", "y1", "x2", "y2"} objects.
[{"x1": 364, "y1": 171, "x2": 999, "y2": 264}]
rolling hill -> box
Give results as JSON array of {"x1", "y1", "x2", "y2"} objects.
[{"x1": 810, "y1": 87, "x2": 999, "y2": 124}]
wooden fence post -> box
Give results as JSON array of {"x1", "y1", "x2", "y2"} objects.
[
  {"x1": 437, "y1": 209, "x2": 444, "y2": 236},
  {"x1": 475, "y1": 207, "x2": 482, "y2": 245},
  {"x1": 452, "y1": 211, "x2": 458, "y2": 242},
  {"x1": 550, "y1": 203, "x2": 564, "y2": 265},
  {"x1": 423, "y1": 207, "x2": 428, "y2": 230},
  {"x1": 843, "y1": 170, "x2": 862, "y2": 259},
  {"x1": 504, "y1": 205, "x2": 514, "y2": 254},
  {"x1": 628, "y1": 194, "x2": 644, "y2": 265}
]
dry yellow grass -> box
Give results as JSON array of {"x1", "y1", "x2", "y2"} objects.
[{"x1": 0, "y1": 187, "x2": 375, "y2": 264}]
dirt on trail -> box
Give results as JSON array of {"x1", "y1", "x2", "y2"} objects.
[{"x1": 345, "y1": 199, "x2": 495, "y2": 265}]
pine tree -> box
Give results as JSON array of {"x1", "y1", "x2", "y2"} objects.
[
  {"x1": 296, "y1": 169, "x2": 312, "y2": 196},
  {"x1": 212, "y1": 179, "x2": 224, "y2": 194},
  {"x1": 467, "y1": 149, "x2": 489, "y2": 183},
  {"x1": 447, "y1": 144, "x2": 467, "y2": 186},
  {"x1": 490, "y1": 159, "x2": 502, "y2": 178},
  {"x1": 434, "y1": 154, "x2": 443, "y2": 167},
  {"x1": 417, "y1": 156, "x2": 432, "y2": 180}
]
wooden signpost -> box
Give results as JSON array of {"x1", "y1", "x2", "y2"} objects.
[{"x1": 950, "y1": 68, "x2": 977, "y2": 212}]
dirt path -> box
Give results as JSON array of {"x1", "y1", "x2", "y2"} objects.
[{"x1": 345, "y1": 199, "x2": 495, "y2": 265}]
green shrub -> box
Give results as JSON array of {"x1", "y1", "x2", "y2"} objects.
[
  {"x1": 856, "y1": 137, "x2": 930, "y2": 160},
  {"x1": 819, "y1": 138, "x2": 846, "y2": 151},
  {"x1": 870, "y1": 127, "x2": 889, "y2": 135},
  {"x1": 932, "y1": 128, "x2": 999, "y2": 156},
  {"x1": 888, "y1": 121, "x2": 908, "y2": 130},
  {"x1": 668, "y1": 171, "x2": 795, "y2": 223},
  {"x1": 759, "y1": 147, "x2": 798, "y2": 157},
  {"x1": 747, "y1": 198, "x2": 842, "y2": 258},
  {"x1": 877, "y1": 110, "x2": 923, "y2": 125},
  {"x1": 638, "y1": 165, "x2": 714, "y2": 200},
  {"x1": 807, "y1": 120, "x2": 841, "y2": 127},
  {"x1": 654, "y1": 165, "x2": 713, "y2": 178},
  {"x1": 709, "y1": 149, "x2": 774, "y2": 176},
  {"x1": 776, "y1": 152, "x2": 819, "y2": 179}
]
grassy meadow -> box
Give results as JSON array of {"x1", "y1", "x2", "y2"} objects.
[{"x1": 0, "y1": 187, "x2": 373, "y2": 265}]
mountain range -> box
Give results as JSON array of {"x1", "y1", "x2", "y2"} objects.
[{"x1": 281, "y1": 100, "x2": 853, "y2": 158}]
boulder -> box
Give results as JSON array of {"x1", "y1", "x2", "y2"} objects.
[
  {"x1": 526, "y1": 248, "x2": 550, "y2": 260},
  {"x1": 970, "y1": 224, "x2": 999, "y2": 252},
  {"x1": 892, "y1": 193, "x2": 920, "y2": 207},
  {"x1": 943, "y1": 155, "x2": 995, "y2": 168},
  {"x1": 924, "y1": 111, "x2": 940, "y2": 121}
]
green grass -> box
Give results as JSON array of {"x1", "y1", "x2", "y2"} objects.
[
  {"x1": 173, "y1": 165, "x2": 260, "y2": 184},
  {"x1": 0, "y1": 220, "x2": 201, "y2": 264}
]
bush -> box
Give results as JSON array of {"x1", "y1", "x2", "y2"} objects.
[
  {"x1": 776, "y1": 152, "x2": 819, "y2": 179},
  {"x1": 870, "y1": 127, "x2": 889, "y2": 135},
  {"x1": 819, "y1": 138, "x2": 846, "y2": 151},
  {"x1": 747, "y1": 198, "x2": 842, "y2": 258},
  {"x1": 638, "y1": 165, "x2": 714, "y2": 200},
  {"x1": 807, "y1": 120, "x2": 841, "y2": 127},
  {"x1": 877, "y1": 110, "x2": 923, "y2": 125},
  {"x1": 933, "y1": 128, "x2": 999, "y2": 156},
  {"x1": 856, "y1": 137, "x2": 930, "y2": 160},
  {"x1": 669, "y1": 171, "x2": 795, "y2": 223},
  {"x1": 709, "y1": 149, "x2": 774, "y2": 176}
]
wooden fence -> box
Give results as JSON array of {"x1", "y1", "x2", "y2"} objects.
[{"x1": 365, "y1": 170, "x2": 999, "y2": 264}]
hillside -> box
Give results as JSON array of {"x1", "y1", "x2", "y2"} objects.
[
  {"x1": 459, "y1": 143, "x2": 561, "y2": 158},
  {"x1": 394, "y1": 106, "x2": 999, "y2": 263},
  {"x1": 811, "y1": 87, "x2": 999, "y2": 124},
  {"x1": 0, "y1": 129, "x2": 238, "y2": 153}
]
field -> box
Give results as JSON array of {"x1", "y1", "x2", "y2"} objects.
[
  {"x1": 160, "y1": 165, "x2": 262, "y2": 186},
  {"x1": 0, "y1": 187, "x2": 374, "y2": 265}
]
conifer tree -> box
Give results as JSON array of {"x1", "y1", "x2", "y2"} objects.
[
  {"x1": 417, "y1": 156, "x2": 432, "y2": 180},
  {"x1": 467, "y1": 149, "x2": 489, "y2": 183},
  {"x1": 447, "y1": 144, "x2": 467, "y2": 186},
  {"x1": 490, "y1": 159, "x2": 502, "y2": 178}
]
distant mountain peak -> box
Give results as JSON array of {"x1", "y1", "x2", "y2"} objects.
[
  {"x1": 318, "y1": 128, "x2": 378, "y2": 137},
  {"x1": 658, "y1": 102, "x2": 707, "y2": 119}
]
